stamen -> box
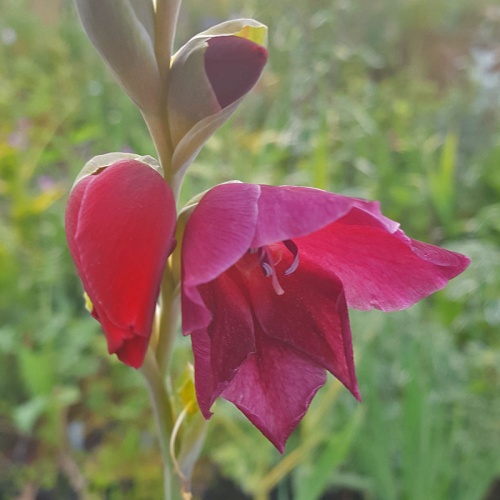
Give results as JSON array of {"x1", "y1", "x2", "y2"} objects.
[
  {"x1": 257, "y1": 247, "x2": 267, "y2": 265},
  {"x1": 283, "y1": 239, "x2": 300, "y2": 275},
  {"x1": 254, "y1": 240, "x2": 301, "y2": 295},
  {"x1": 261, "y1": 261, "x2": 273, "y2": 277},
  {"x1": 257, "y1": 246, "x2": 285, "y2": 295}
]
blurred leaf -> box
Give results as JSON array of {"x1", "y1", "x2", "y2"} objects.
[
  {"x1": 0, "y1": 326, "x2": 18, "y2": 353},
  {"x1": 18, "y1": 345, "x2": 56, "y2": 398},
  {"x1": 294, "y1": 407, "x2": 364, "y2": 500},
  {"x1": 427, "y1": 132, "x2": 457, "y2": 228},
  {"x1": 13, "y1": 395, "x2": 48, "y2": 434}
]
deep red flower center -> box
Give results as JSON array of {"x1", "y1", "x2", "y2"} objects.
[{"x1": 248, "y1": 239, "x2": 299, "y2": 295}]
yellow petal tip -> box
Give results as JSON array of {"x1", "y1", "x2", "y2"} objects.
[{"x1": 235, "y1": 25, "x2": 267, "y2": 46}]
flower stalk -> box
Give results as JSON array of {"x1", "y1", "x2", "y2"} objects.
[
  {"x1": 154, "y1": 0, "x2": 182, "y2": 82},
  {"x1": 156, "y1": 262, "x2": 181, "y2": 377},
  {"x1": 141, "y1": 348, "x2": 182, "y2": 500}
]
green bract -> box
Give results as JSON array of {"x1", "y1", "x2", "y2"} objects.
[
  {"x1": 72, "y1": 152, "x2": 164, "y2": 189},
  {"x1": 74, "y1": 0, "x2": 161, "y2": 114}
]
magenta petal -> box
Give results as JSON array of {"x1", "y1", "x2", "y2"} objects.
[
  {"x1": 188, "y1": 246, "x2": 359, "y2": 451},
  {"x1": 248, "y1": 247, "x2": 359, "y2": 399},
  {"x1": 204, "y1": 36, "x2": 268, "y2": 109},
  {"x1": 182, "y1": 183, "x2": 260, "y2": 286},
  {"x1": 296, "y1": 220, "x2": 470, "y2": 311},
  {"x1": 221, "y1": 333, "x2": 326, "y2": 453},
  {"x1": 191, "y1": 290, "x2": 327, "y2": 452},
  {"x1": 252, "y1": 185, "x2": 392, "y2": 247},
  {"x1": 65, "y1": 159, "x2": 176, "y2": 368},
  {"x1": 182, "y1": 182, "x2": 260, "y2": 333},
  {"x1": 191, "y1": 271, "x2": 256, "y2": 418}
]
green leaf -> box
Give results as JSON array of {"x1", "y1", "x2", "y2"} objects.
[
  {"x1": 294, "y1": 407, "x2": 364, "y2": 500},
  {"x1": 18, "y1": 345, "x2": 57, "y2": 398},
  {"x1": 427, "y1": 132, "x2": 457, "y2": 227},
  {"x1": 13, "y1": 395, "x2": 48, "y2": 434}
]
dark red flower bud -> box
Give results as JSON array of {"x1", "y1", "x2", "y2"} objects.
[
  {"x1": 65, "y1": 159, "x2": 176, "y2": 368},
  {"x1": 204, "y1": 35, "x2": 268, "y2": 109}
]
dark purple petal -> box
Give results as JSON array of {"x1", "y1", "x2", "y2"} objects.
[
  {"x1": 205, "y1": 36, "x2": 268, "y2": 109},
  {"x1": 191, "y1": 270, "x2": 256, "y2": 418},
  {"x1": 188, "y1": 245, "x2": 359, "y2": 451},
  {"x1": 247, "y1": 245, "x2": 359, "y2": 399}
]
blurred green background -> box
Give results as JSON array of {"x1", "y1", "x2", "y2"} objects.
[{"x1": 1, "y1": 0, "x2": 499, "y2": 498}]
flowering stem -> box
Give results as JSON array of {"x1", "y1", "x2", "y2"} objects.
[
  {"x1": 154, "y1": 0, "x2": 182, "y2": 83},
  {"x1": 143, "y1": 113, "x2": 173, "y2": 179},
  {"x1": 142, "y1": 4, "x2": 186, "y2": 491},
  {"x1": 141, "y1": 348, "x2": 182, "y2": 500},
  {"x1": 144, "y1": 250, "x2": 182, "y2": 498},
  {"x1": 150, "y1": 0, "x2": 183, "y2": 198},
  {"x1": 156, "y1": 263, "x2": 180, "y2": 375}
]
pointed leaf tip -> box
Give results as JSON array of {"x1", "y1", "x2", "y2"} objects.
[{"x1": 204, "y1": 36, "x2": 268, "y2": 109}]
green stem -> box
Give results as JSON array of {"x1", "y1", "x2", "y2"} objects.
[
  {"x1": 143, "y1": 111, "x2": 183, "y2": 200},
  {"x1": 141, "y1": 6, "x2": 186, "y2": 497},
  {"x1": 141, "y1": 349, "x2": 181, "y2": 500},
  {"x1": 154, "y1": 0, "x2": 183, "y2": 79},
  {"x1": 156, "y1": 263, "x2": 181, "y2": 375},
  {"x1": 143, "y1": 113, "x2": 173, "y2": 179},
  {"x1": 149, "y1": 0, "x2": 183, "y2": 196}
]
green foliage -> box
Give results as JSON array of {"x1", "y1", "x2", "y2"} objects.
[
  {"x1": 350, "y1": 310, "x2": 500, "y2": 500},
  {"x1": 1, "y1": 0, "x2": 499, "y2": 498}
]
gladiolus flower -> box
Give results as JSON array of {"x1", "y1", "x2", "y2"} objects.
[
  {"x1": 65, "y1": 157, "x2": 176, "y2": 368},
  {"x1": 181, "y1": 182, "x2": 470, "y2": 451}
]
